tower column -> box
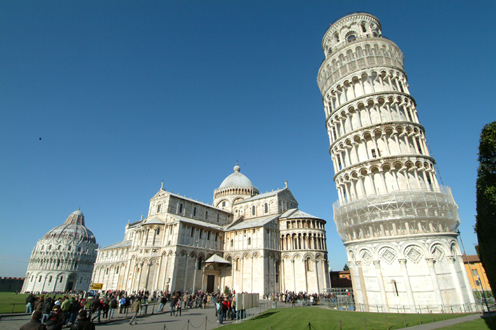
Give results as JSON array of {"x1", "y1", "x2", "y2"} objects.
[
  {"x1": 373, "y1": 260, "x2": 389, "y2": 312},
  {"x1": 425, "y1": 258, "x2": 444, "y2": 310},
  {"x1": 398, "y1": 259, "x2": 416, "y2": 313}
]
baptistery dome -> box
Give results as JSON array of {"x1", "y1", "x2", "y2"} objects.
[
  {"x1": 22, "y1": 209, "x2": 98, "y2": 293},
  {"x1": 42, "y1": 210, "x2": 96, "y2": 244}
]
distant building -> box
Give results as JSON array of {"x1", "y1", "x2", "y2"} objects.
[
  {"x1": 0, "y1": 277, "x2": 24, "y2": 292},
  {"x1": 463, "y1": 255, "x2": 491, "y2": 293},
  {"x1": 92, "y1": 165, "x2": 330, "y2": 295},
  {"x1": 21, "y1": 209, "x2": 98, "y2": 293},
  {"x1": 329, "y1": 271, "x2": 351, "y2": 288},
  {"x1": 316, "y1": 13, "x2": 474, "y2": 312}
]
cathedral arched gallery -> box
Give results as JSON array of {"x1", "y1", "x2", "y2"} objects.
[{"x1": 91, "y1": 164, "x2": 330, "y2": 294}]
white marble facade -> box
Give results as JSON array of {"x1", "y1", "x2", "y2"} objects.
[
  {"x1": 22, "y1": 210, "x2": 98, "y2": 293},
  {"x1": 317, "y1": 13, "x2": 475, "y2": 312},
  {"x1": 92, "y1": 165, "x2": 330, "y2": 295}
]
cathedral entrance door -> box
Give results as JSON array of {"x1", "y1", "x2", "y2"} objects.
[
  {"x1": 65, "y1": 273, "x2": 77, "y2": 292},
  {"x1": 207, "y1": 275, "x2": 215, "y2": 293}
]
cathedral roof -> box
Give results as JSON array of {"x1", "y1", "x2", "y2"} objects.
[
  {"x1": 205, "y1": 254, "x2": 230, "y2": 264},
  {"x1": 143, "y1": 217, "x2": 164, "y2": 225},
  {"x1": 218, "y1": 164, "x2": 256, "y2": 190},
  {"x1": 170, "y1": 214, "x2": 225, "y2": 231},
  {"x1": 227, "y1": 214, "x2": 279, "y2": 230},
  {"x1": 238, "y1": 188, "x2": 287, "y2": 203},
  {"x1": 280, "y1": 208, "x2": 322, "y2": 220},
  {"x1": 100, "y1": 240, "x2": 132, "y2": 250}
]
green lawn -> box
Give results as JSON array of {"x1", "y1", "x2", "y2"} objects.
[
  {"x1": 0, "y1": 292, "x2": 80, "y2": 314},
  {"x1": 220, "y1": 307, "x2": 471, "y2": 330},
  {"x1": 0, "y1": 292, "x2": 30, "y2": 314},
  {"x1": 438, "y1": 317, "x2": 496, "y2": 329}
]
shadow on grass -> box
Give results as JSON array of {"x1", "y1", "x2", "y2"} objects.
[
  {"x1": 252, "y1": 311, "x2": 279, "y2": 320},
  {"x1": 484, "y1": 317, "x2": 496, "y2": 330}
]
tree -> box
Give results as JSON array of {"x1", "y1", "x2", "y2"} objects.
[
  {"x1": 343, "y1": 263, "x2": 349, "y2": 271},
  {"x1": 475, "y1": 121, "x2": 496, "y2": 295}
]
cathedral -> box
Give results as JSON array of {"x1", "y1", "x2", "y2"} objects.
[{"x1": 91, "y1": 164, "x2": 330, "y2": 295}]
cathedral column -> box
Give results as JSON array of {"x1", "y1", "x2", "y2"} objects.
[
  {"x1": 144, "y1": 262, "x2": 152, "y2": 290},
  {"x1": 398, "y1": 259, "x2": 416, "y2": 313},
  {"x1": 251, "y1": 255, "x2": 254, "y2": 293},
  {"x1": 425, "y1": 258, "x2": 444, "y2": 310},
  {"x1": 192, "y1": 256, "x2": 198, "y2": 292},
  {"x1": 136, "y1": 264, "x2": 143, "y2": 291},
  {"x1": 170, "y1": 254, "x2": 178, "y2": 291},
  {"x1": 241, "y1": 256, "x2": 244, "y2": 292},
  {"x1": 154, "y1": 255, "x2": 163, "y2": 291},
  {"x1": 281, "y1": 258, "x2": 286, "y2": 292},
  {"x1": 292, "y1": 259, "x2": 296, "y2": 292},
  {"x1": 231, "y1": 258, "x2": 234, "y2": 292},
  {"x1": 373, "y1": 260, "x2": 389, "y2": 312},
  {"x1": 183, "y1": 254, "x2": 189, "y2": 292},
  {"x1": 315, "y1": 259, "x2": 320, "y2": 293}
]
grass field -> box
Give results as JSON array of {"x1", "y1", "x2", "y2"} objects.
[
  {"x1": 0, "y1": 292, "x2": 84, "y2": 314},
  {"x1": 438, "y1": 317, "x2": 496, "y2": 329},
  {"x1": 219, "y1": 307, "x2": 470, "y2": 330}
]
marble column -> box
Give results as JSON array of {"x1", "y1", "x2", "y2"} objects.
[{"x1": 398, "y1": 259, "x2": 416, "y2": 313}]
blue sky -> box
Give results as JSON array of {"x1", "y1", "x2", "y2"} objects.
[{"x1": 1, "y1": 1, "x2": 494, "y2": 277}]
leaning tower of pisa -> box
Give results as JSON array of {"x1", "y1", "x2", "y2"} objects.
[{"x1": 317, "y1": 13, "x2": 475, "y2": 313}]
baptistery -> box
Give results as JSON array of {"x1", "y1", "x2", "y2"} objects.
[{"x1": 22, "y1": 209, "x2": 98, "y2": 293}]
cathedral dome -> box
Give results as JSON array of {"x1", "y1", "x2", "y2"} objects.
[{"x1": 218, "y1": 164, "x2": 255, "y2": 190}]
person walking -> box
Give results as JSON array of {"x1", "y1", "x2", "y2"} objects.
[
  {"x1": 170, "y1": 295, "x2": 177, "y2": 316},
  {"x1": 90, "y1": 297, "x2": 101, "y2": 323},
  {"x1": 129, "y1": 297, "x2": 141, "y2": 325},
  {"x1": 157, "y1": 295, "x2": 166, "y2": 312},
  {"x1": 70, "y1": 310, "x2": 95, "y2": 330},
  {"x1": 26, "y1": 293, "x2": 36, "y2": 314},
  {"x1": 109, "y1": 296, "x2": 118, "y2": 318},
  {"x1": 41, "y1": 298, "x2": 53, "y2": 324},
  {"x1": 20, "y1": 310, "x2": 47, "y2": 330},
  {"x1": 119, "y1": 296, "x2": 127, "y2": 314},
  {"x1": 61, "y1": 297, "x2": 71, "y2": 325},
  {"x1": 44, "y1": 305, "x2": 65, "y2": 330}
]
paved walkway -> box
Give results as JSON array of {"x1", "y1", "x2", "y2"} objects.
[
  {"x1": 394, "y1": 313, "x2": 483, "y2": 330},
  {"x1": 2, "y1": 304, "x2": 486, "y2": 330},
  {"x1": 0, "y1": 301, "x2": 279, "y2": 330}
]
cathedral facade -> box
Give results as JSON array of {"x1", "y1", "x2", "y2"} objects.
[{"x1": 91, "y1": 165, "x2": 330, "y2": 295}]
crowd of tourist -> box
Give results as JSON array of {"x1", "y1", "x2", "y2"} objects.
[{"x1": 21, "y1": 289, "x2": 340, "y2": 329}]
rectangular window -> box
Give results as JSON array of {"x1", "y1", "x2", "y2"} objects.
[{"x1": 472, "y1": 269, "x2": 479, "y2": 276}]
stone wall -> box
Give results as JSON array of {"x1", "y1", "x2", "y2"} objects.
[{"x1": 0, "y1": 277, "x2": 24, "y2": 292}]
